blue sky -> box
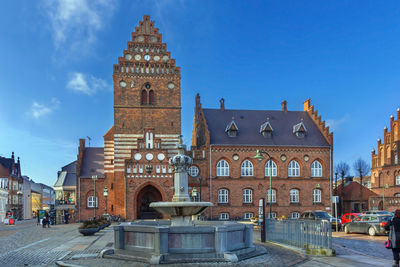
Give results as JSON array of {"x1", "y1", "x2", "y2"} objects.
[{"x1": 0, "y1": 1, "x2": 399, "y2": 186}]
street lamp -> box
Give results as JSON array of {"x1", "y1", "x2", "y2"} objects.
[
  {"x1": 91, "y1": 175, "x2": 98, "y2": 218},
  {"x1": 253, "y1": 149, "x2": 273, "y2": 243},
  {"x1": 103, "y1": 187, "x2": 108, "y2": 217},
  {"x1": 191, "y1": 188, "x2": 198, "y2": 202}
]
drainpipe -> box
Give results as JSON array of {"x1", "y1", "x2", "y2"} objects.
[
  {"x1": 330, "y1": 147, "x2": 333, "y2": 216},
  {"x1": 209, "y1": 145, "x2": 212, "y2": 219},
  {"x1": 78, "y1": 178, "x2": 80, "y2": 222}
]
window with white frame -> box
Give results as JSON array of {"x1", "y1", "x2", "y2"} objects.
[
  {"x1": 188, "y1": 166, "x2": 199, "y2": 177},
  {"x1": 168, "y1": 166, "x2": 173, "y2": 173},
  {"x1": 266, "y1": 189, "x2": 276, "y2": 203},
  {"x1": 244, "y1": 212, "x2": 254, "y2": 220},
  {"x1": 311, "y1": 161, "x2": 323, "y2": 177},
  {"x1": 267, "y1": 212, "x2": 277, "y2": 219},
  {"x1": 290, "y1": 189, "x2": 299, "y2": 203},
  {"x1": 395, "y1": 153, "x2": 398, "y2": 165},
  {"x1": 156, "y1": 165, "x2": 160, "y2": 173},
  {"x1": 313, "y1": 189, "x2": 322, "y2": 203},
  {"x1": 162, "y1": 165, "x2": 167, "y2": 174},
  {"x1": 242, "y1": 189, "x2": 253, "y2": 203},
  {"x1": 216, "y1": 160, "x2": 229, "y2": 176},
  {"x1": 288, "y1": 160, "x2": 300, "y2": 177},
  {"x1": 396, "y1": 175, "x2": 400, "y2": 186},
  {"x1": 139, "y1": 165, "x2": 143, "y2": 173},
  {"x1": 219, "y1": 213, "x2": 229, "y2": 220},
  {"x1": 218, "y1": 189, "x2": 229, "y2": 203},
  {"x1": 126, "y1": 164, "x2": 131, "y2": 174},
  {"x1": 265, "y1": 160, "x2": 277, "y2": 177},
  {"x1": 291, "y1": 212, "x2": 300, "y2": 219},
  {"x1": 395, "y1": 193, "x2": 400, "y2": 197},
  {"x1": 241, "y1": 160, "x2": 254, "y2": 176},
  {"x1": 87, "y1": 196, "x2": 98, "y2": 208},
  {"x1": 13, "y1": 182, "x2": 18, "y2": 190}
]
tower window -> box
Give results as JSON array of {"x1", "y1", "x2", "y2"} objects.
[
  {"x1": 149, "y1": 90, "x2": 154, "y2": 104},
  {"x1": 141, "y1": 90, "x2": 147, "y2": 105}
]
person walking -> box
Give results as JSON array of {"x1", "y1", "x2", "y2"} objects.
[
  {"x1": 43, "y1": 211, "x2": 50, "y2": 228},
  {"x1": 386, "y1": 209, "x2": 400, "y2": 267},
  {"x1": 64, "y1": 211, "x2": 69, "y2": 224},
  {"x1": 36, "y1": 210, "x2": 40, "y2": 226}
]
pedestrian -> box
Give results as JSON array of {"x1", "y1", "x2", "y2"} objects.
[
  {"x1": 385, "y1": 209, "x2": 400, "y2": 267},
  {"x1": 43, "y1": 211, "x2": 50, "y2": 228},
  {"x1": 64, "y1": 211, "x2": 69, "y2": 224},
  {"x1": 37, "y1": 210, "x2": 40, "y2": 226}
]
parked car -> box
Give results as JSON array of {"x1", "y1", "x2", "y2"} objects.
[
  {"x1": 364, "y1": 210, "x2": 391, "y2": 216},
  {"x1": 300, "y1": 210, "x2": 341, "y2": 230},
  {"x1": 341, "y1": 213, "x2": 362, "y2": 225},
  {"x1": 343, "y1": 215, "x2": 391, "y2": 236}
]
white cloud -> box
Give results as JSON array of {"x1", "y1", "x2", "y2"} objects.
[
  {"x1": 30, "y1": 98, "x2": 60, "y2": 119},
  {"x1": 326, "y1": 114, "x2": 350, "y2": 132},
  {"x1": 66, "y1": 72, "x2": 109, "y2": 95},
  {"x1": 41, "y1": 0, "x2": 116, "y2": 51}
]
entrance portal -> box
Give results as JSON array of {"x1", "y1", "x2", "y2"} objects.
[{"x1": 136, "y1": 185, "x2": 163, "y2": 219}]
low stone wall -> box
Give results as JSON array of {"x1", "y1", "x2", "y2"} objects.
[{"x1": 113, "y1": 221, "x2": 254, "y2": 264}]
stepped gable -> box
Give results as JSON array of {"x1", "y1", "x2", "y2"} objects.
[
  {"x1": 303, "y1": 99, "x2": 333, "y2": 146},
  {"x1": 113, "y1": 15, "x2": 180, "y2": 78}
]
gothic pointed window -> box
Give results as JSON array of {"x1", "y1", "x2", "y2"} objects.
[
  {"x1": 217, "y1": 159, "x2": 229, "y2": 176},
  {"x1": 149, "y1": 90, "x2": 154, "y2": 104},
  {"x1": 241, "y1": 160, "x2": 254, "y2": 176},
  {"x1": 293, "y1": 122, "x2": 307, "y2": 138},
  {"x1": 265, "y1": 160, "x2": 277, "y2": 177},
  {"x1": 225, "y1": 120, "x2": 238, "y2": 137},
  {"x1": 288, "y1": 160, "x2": 300, "y2": 177},
  {"x1": 141, "y1": 90, "x2": 147, "y2": 105},
  {"x1": 311, "y1": 160, "x2": 323, "y2": 177}
]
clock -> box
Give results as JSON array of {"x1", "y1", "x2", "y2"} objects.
[
  {"x1": 232, "y1": 154, "x2": 239, "y2": 161},
  {"x1": 162, "y1": 55, "x2": 169, "y2": 62},
  {"x1": 167, "y1": 82, "x2": 175, "y2": 90},
  {"x1": 157, "y1": 153, "x2": 165, "y2": 161},
  {"x1": 144, "y1": 54, "x2": 150, "y2": 61},
  {"x1": 280, "y1": 154, "x2": 287, "y2": 162},
  {"x1": 304, "y1": 155, "x2": 310, "y2": 162},
  {"x1": 154, "y1": 56, "x2": 160, "y2": 62},
  {"x1": 125, "y1": 54, "x2": 132, "y2": 60},
  {"x1": 134, "y1": 54, "x2": 141, "y2": 61},
  {"x1": 146, "y1": 153, "x2": 154, "y2": 161},
  {"x1": 119, "y1": 81, "x2": 127, "y2": 88},
  {"x1": 134, "y1": 153, "x2": 142, "y2": 161}
]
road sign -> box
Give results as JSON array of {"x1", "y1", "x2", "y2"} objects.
[{"x1": 332, "y1": 196, "x2": 339, "y2": 204}]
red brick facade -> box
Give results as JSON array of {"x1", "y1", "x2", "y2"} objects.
[
  {"x1": 77, "y1": 15, "x2": 334, "y2": 221},
  {"x1": 370, "y1": 109, "x2": 400, "y2": 210}
]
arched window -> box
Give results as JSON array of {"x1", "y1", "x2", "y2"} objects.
[
  {"x1": 313, "y1": 189, "x2": 322, "y2": 203},
  {"x1": 141, "y1": 90, "x2": 147, "y2": 105},
  {"x1": 149, "y1": 90, "x2": 154, "y2": 104},
  {"x1": 290, "y1": 212, "x2": 300, "y2": 219},
  {"x1": 396, "y1": 175, "x2": 400, "y2": 186},
  {"x1": 311, "y1": 161, "x2": 323, "y2": 177},
  {"x1": 265, "y1": 160, "x2": 277, "y2": 177},
  {"x1": 266, "y1": 189, "x2": 276, "y2": 203},
  {"x1": 395, "y1": 193, "x2": 400, "y2": 197},
  {"x1": 290, "y1": 189, "x2": 299, "y2": 203},
  {"x1": 218, "y1": 189, "x2": 229, "y2": 203},
  {"x1": 243, "y1": 189, "x2": 253, "y2": 203},
  {"x1": 87, "y1": 196, "x2": 98, "y2": 208},
  {"x1": 288, "y1": 160, "x2": 300, "y2": 177},
  {"x1": 216, "y1": 160, "x2": 229, "y2": 176},
  {"x1": 241, "y1": 160, "x2": 254, "y2": 176}
]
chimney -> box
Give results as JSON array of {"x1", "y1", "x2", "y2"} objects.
[
  {"x1": 11, "y1": 151, "x2": 14, "y2": 161},
  {"x1": 220, "y1": 98, "x2": 225, "y2": 111},
  {"x1": 281, "y1": 100, "x2": 287, "y2": 112},
  {"x1": 397, "y1": 108, "x2": 400, "y2": 120}
]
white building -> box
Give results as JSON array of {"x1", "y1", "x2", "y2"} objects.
[{"x1": 0, "y1": 178, "x2": 9, "y2": 222}]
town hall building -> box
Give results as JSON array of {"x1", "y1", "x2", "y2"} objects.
[{"x1": 75, "y1": 15, "x2": 334, "y2": 221}]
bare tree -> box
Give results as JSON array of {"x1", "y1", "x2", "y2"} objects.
[
  {"x1": 335, "y1": 162, "x2": 350, "y2": 216},
  {"x1": 353, "y1": 158, "x2": 371, "y2": 212}
]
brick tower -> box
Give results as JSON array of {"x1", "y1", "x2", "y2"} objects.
[{"x1": 104, "y1": 15, "x2": 181, "y2": 220}]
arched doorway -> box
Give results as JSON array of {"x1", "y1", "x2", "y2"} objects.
[{"x1": 136, "y1": 185, "x2": 163, "y2": 219}]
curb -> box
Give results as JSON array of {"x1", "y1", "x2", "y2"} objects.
[{"x1": 55, "y1": 261, "x2": 86, "y2": 267}]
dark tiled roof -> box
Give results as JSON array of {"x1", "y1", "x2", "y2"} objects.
[
  {"x1": 62, "y1": 161, "x2": 76, "y2": 173},
  {"x1": 63, "y1": 173, "x2": 76, "y2": 186},
  {"x1": 203, "y1": 109, "x2": 330, "y2": 147},
  {"x1": 80, "y1": 148, "x2": 104, "y2": 178},
  {"x1": 0, "y1": 157, "x2": 13, "y2": 172},
  {"x1": 55, "y1": 161, "x2": 76, "y2": 187}
]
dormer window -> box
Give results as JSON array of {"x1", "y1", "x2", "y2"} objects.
[
  {"x1": 293, "y1": 122, "x2": 307, "y2": 138},
  {"x1": 260, "y1": 121, "x2": 273, "y2": 138},
  {"x1": 225, "y1": 120, "x2": 238, "y2": 137}
]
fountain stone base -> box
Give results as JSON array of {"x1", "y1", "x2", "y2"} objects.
[{"x1": 112, "y1": 220, "x2": 255, "y2": 264}]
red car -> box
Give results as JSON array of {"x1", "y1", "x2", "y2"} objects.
[{"x1": 341, "y1": 213, "x2": 362, "y2": 225}]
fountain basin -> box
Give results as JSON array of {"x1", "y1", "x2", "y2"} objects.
[{"x1": 150, "y1": 201, "x2": 212, "y2": 216}]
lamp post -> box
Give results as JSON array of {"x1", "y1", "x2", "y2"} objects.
[
  {"x1": 253, "y1": 149, "x2": 273, "y2": 243},
  {"x1": 103, "y1": 187, "x2": 108, "y2": 217},
  {"x1": 382, "y1": 183, "x2": 389, "y2": 210},
  {"x1": 91, "y1": 175, "x2": 98, "y2": 218}
]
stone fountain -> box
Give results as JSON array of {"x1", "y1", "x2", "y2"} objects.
[{"x1": 110, "y1": 137, "x2": 257, "y2": 264}]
